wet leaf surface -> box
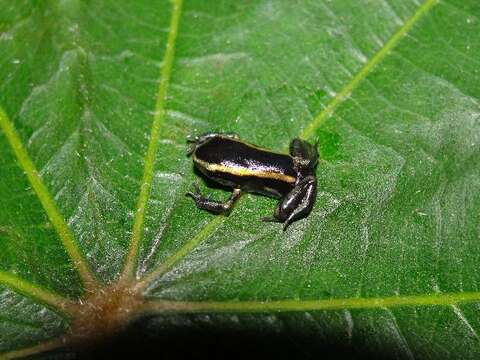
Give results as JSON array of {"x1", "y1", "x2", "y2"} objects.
[{"x1": 1, "y1": 0, "x2": 480, "y2": 358}]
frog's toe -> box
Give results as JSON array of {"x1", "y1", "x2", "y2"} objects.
[
  {"x1": 185, "y1": 191, "x2": 198, "y2": 201},
  {"x1": 192, "y1": 182, "x2": 202, "y2": 193},
  {"x1": 186, "y1": 183, "x2": 202, "y2": 200},
  {"x1": 261, "y1": 216, "x2": 281, "y2": 223}
]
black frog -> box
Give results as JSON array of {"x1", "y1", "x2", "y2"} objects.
[{"x1": 186, "y1": 133, "x2": 318, "y2": 230}]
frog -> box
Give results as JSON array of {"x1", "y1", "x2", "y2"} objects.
[{"x1": 186, "y1": 133, "x2": 318, "y2": 230}]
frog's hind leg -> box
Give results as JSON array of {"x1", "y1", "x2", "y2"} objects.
[
  {"x1": 187, "y1": 184, "x2": 242, "y2": 214},
  {"x1": 263, "y1": 176, "x2": 316, "y2": 230}
]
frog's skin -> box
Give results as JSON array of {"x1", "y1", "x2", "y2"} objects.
[{"x1": 186, "y1": 133, "x2": 318, "y2": 230}]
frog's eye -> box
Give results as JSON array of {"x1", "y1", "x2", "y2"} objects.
[
  {"x1": 186, "y1": 143, "x2": 197, "y2": 156},
  {"x1": 290, "y1": 138, "x2": 318, "y2": 169},
  {"x1": 186, "y1": 134, "x2": 198, "y2": 143}
]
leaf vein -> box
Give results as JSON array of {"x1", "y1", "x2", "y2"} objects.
[
  {"x1": 300, "y1": 0, "x2": 439, "y2": 140},
  {"x1": 141, "y1": 291, "x2": 480, "y2": 313},
  {"x1": 0, "y1": 271, "x2": 76, "y2": 315},
  {"x1": 0, "y1": 337, "x2": 65, "y2": 360},
  {"x1": 0, "y1": 108, "x2": 97, "y2": 291},
  {"x1": 121, "y1": 0, "x2": 183, "y2": 281}
]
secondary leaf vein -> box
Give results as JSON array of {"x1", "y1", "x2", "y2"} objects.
[
  {"x1": 300, "y1": 0, "x2": 439, "y2": 140},
  {"x1": 121, "y1": 0, "x2": 183, "y2": 281},
  {"x1": 0, "y1": 108, "x2": 97, "y2": 292},
  {"x1": 0, "y1": 271, "x2": 76, "y2": 315},
  {"x1": 0, "y1": 337, "x2": 65, "y2": 360},
  {"x1": 135, "y1": 216, "x2": 224, "y2": 292}
]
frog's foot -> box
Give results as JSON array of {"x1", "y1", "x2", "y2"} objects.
[
  {"x1": 186, "y1": 185, "x2": 242, "y2": 215},
  {"x1": 269, "y1": 175, "x2": 317, "y2": 230}
]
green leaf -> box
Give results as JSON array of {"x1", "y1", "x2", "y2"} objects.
[{"x1": 1, "y1": 0, "x2": 480, "y2": 358}]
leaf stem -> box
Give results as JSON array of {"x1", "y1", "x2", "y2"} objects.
[{"x1": 120, "y1": 0, "x2": 183, "y2": 282}]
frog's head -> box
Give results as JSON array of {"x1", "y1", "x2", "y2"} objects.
[
  {"x1": 186, "y1": 132, "x2": 219, "y2": 156},
  {"x1": 186, "y1": 135, "x2": 200, "y2": 156},
  {"x1": 290, "y1": 138, "x2": 319, "y2": 175}
]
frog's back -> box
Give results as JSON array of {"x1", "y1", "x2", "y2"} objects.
[{"x1": 192, "y1": 136, "x2": 296, "y2": 197}]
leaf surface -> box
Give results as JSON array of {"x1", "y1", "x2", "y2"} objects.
[{"x1": 0, "y1": 0, "x2": 480, "y2": 358}]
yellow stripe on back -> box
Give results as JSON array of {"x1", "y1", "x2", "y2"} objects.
[{"x1": 194, "y1": 157, "x2": 296, "y2": 183}]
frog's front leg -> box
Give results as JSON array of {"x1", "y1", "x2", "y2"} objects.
[
  {"x1": 263, "y1": 176, "x2": 316, "y2": 230},
  {"x1": 289, "y1": 138, "x2": 319, "y2": 173},
  {"x1": 186, "y1": 184, "x2": 242, "y2": 214}
]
